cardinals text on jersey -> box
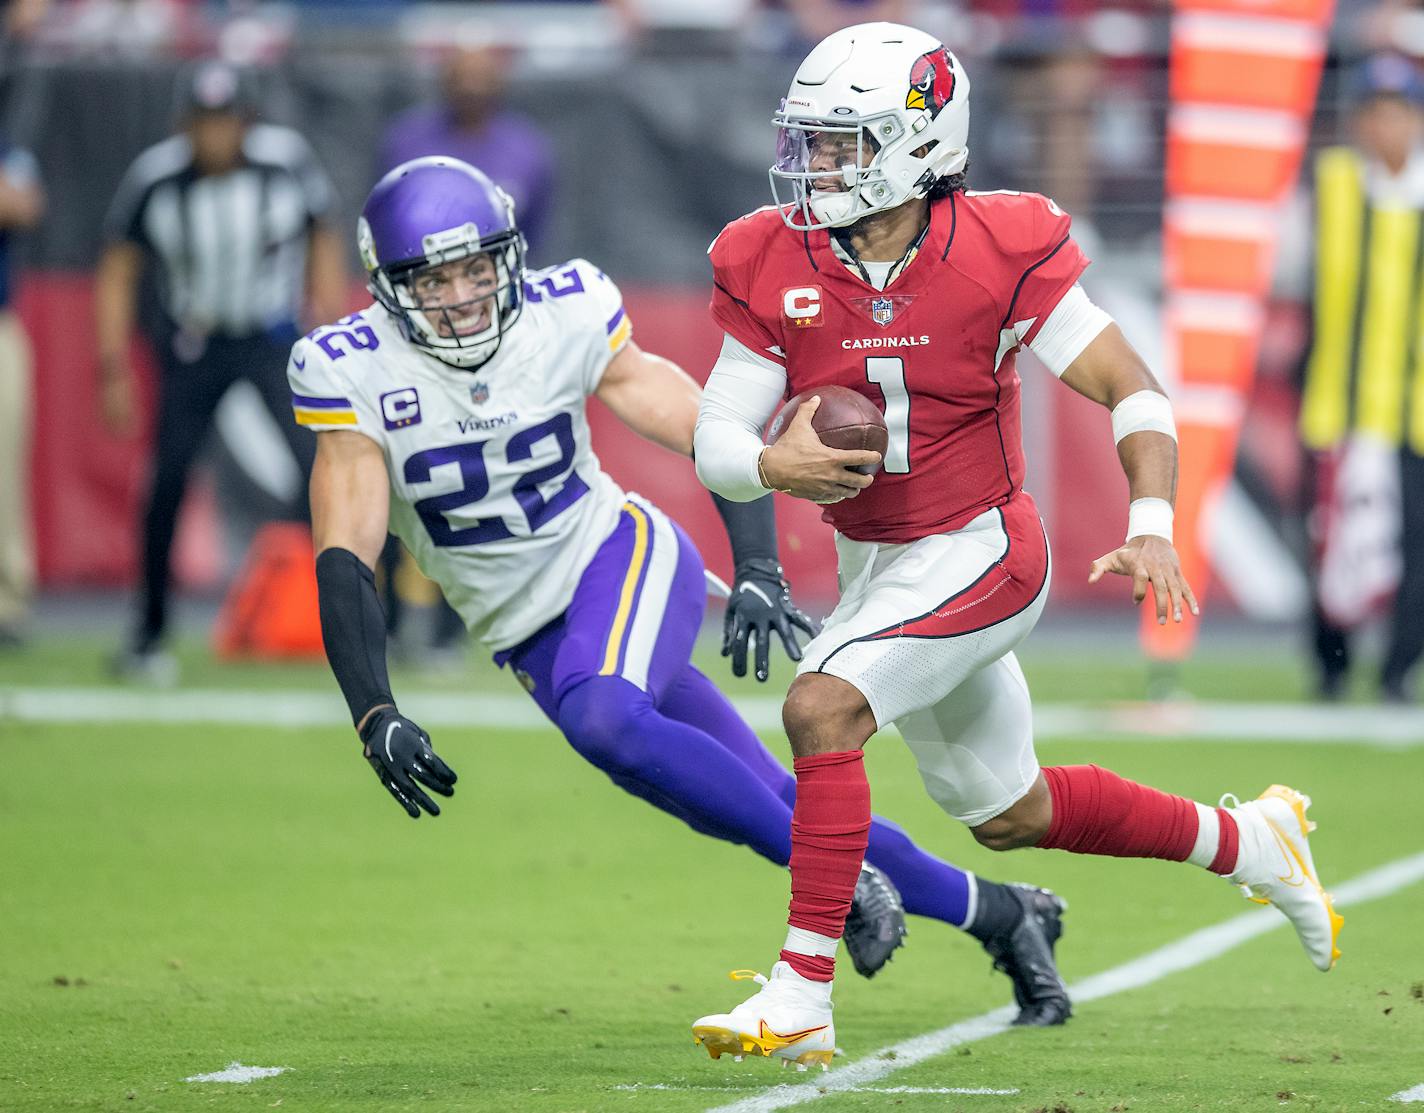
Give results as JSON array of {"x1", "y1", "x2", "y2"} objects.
[
  {"x1": 710, "y1": 190, "x2": 1088, "y2": 544},
  {"x1": 288, "y1": 258, "x2": 632, "y2": 649}
]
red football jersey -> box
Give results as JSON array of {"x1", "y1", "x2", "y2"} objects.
[{"x1": 709, "y1": 190, "x2": 1089, "y2": 544}]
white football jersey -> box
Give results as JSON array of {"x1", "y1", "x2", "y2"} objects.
[{"x1": 289, "y1": 258, "x2": 632, "y2": 650}]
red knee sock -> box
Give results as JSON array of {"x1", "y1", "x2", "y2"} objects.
[
  {"x1": 780, "y1": 749, "x2": 871, "y2": 982},
  {"x1": 1038, "y1": 764, "x2": 1236, "y2": 874}
]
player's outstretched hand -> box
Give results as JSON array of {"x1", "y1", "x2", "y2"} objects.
[
  {"x1": 723, "y1": 558, "x2": 820, "y2": 682},
  {"x1": 1088, "y1": 536, "x2": 1200, "y2": 625},
  {"x1": 358, "y1": 707, "x2": 457, "y2": 819},
  {"x1": 762, "y1": 396, "x2": 881, "y2": 505}
]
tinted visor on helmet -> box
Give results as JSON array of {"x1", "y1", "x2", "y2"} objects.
[{"x1": 769, "y1": 104, "x2": 902, "y2": 230}]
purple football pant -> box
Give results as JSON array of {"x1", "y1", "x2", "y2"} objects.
[{"x1": 495, "y1": 496, "x2": 973, "y2": 929}]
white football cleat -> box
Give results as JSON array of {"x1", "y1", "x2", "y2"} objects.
[
  {"x1": 1224, "y1": 784, "x2": 1343, "y2": 971},
  {"x1": 692, "y1": 962, "x2": 835, "y2": 1071}
]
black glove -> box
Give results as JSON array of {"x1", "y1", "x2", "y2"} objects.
[
  {"x1": 722, "y1": 557, "x2": 819, "y2": 682},
  {"x1": 358, "y1": 707, "x2": 457, "y2": 819}
]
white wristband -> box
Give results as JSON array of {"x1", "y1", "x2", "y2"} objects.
[
  {"x1": 1111, "y1": 390, "x2": 1177, "y2": 445},
  {"x1": 1127, "y1": 497, "x2": 1174, "y2": 543}
]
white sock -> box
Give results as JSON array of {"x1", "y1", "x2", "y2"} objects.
[
  {"x1": 961, "y1": 872, "x2": 980, "y2": 931},
  {"x1": 1186, "y1": 800, "x2": 1223, "y2": 870}
]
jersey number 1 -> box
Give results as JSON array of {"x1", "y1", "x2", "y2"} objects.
[{"x1": 865, "y1": 357, "x2": 910, "y2": 474}]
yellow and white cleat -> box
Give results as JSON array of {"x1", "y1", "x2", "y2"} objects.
[
  {"x1": 692, "y1": 962, "x2": 835, "y2": 1071},
  {"x1": 1224, "y1": 784, "x2": 1343, "y2": 971}
]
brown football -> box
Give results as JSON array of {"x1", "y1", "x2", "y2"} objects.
[{"x1": 767, "y1": 385, "x2": 888, "y2": 476}]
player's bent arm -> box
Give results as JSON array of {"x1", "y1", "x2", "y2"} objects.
[
  {"x1": 693, "y1": 335, "x2": 787, "y2": 501},
  {"x1": 594, "y1": 338, "x2": 702, "y2": 456},
  {"x1": 1051, "y1": 302, "x2": 1197, "y2": 621},
  {"x1": 309, "y1": 430, "x2": 394, "y2": 729},
  {"x1": 308, "y1": 429, "x2": 457, "y2": 818},
  {"x1": 1057, "y1": 323, "x2": 1178, "y2": 534},
  {"x1": 310, "y1": 429, "x2": 389, "y2": 567},
  {"x1": 598, "y1": 334, "x2": 813, "y2": 676}
]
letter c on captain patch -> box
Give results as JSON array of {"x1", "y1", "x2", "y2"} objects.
[
  {"x1": 782, "y1": 285, "x2": 823, "y2": 327},
  {"x1": 380, "y1": 387, "x2": 422, "y2": 430}
]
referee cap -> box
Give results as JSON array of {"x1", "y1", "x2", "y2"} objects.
[
  {"x1": 1348, "y1": 53, "x2": 1424, "y2": 107},
  {"x1": 175, "y1": 61, "x2": 257, "y2": 119}
]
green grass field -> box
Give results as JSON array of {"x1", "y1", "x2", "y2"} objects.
[{"x1": 2, "y1": 635, "x2": 1422, "y2": 1113}]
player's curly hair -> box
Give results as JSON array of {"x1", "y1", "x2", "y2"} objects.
[{"x1": 925, "y1": 161, "x2": 969, "y2": 201}]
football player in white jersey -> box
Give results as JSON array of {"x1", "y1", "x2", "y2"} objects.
[{"x1": 289, "y1": 156, "x2": 1071, "y2": 1020}]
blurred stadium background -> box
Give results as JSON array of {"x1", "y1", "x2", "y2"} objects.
[
  {"x1": 3, "y1": 1, "x2": 1424, "y2": 1110},
  {"x1": 7, "y1": 0, "x2": 1387, "y2": 635}
]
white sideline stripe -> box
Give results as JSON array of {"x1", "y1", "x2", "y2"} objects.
[
  {"x1": 184, "y1": 1063, "x2": 287, "y2": 1084},
  {"x1": 1391, "y1": 1084, "x2": 1424, "y2": 1102},
  {"x1": 615, "y1": 1084, "x2": 1018, "y2": 1095},
  {"x1": 3, "y1": 687, "x2": 1424, "y2": 745},
  {"x1": 704, "y1": 850, "x2": 1424, "y2": 1113}
]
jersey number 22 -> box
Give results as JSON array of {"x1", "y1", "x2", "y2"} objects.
[{"x1": 404, "y1": 413, "x2": 589, "y2": 546}]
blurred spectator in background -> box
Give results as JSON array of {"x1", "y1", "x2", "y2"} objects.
[
  {"x1": 3, "y1": 0, "x2": 48, "y2": 46},
  {"x1": 377, "y1": 38, "x2": 556, "y2": 663},
  {"x1": 1032, "y1": 46, "x2": 1102, "y2": 228},
  {"x1": 378, "y1": 41, "x2": 555, "y2": 257},
  {"x1": 1298, "y1": 54, "x2": 1424, "y2": 704},
  {"x1": 0, "y1": 139, "x2": 43, "y2": 647},
  {"x1": 776, "y1": 0, "x2": 911, "y2": 47},
  {"x1": 60, "y1": 0, "x2": 190, "y2": 58},
  {"x1": 96, "y1": 60, "x2": 346, "y2": 682}
]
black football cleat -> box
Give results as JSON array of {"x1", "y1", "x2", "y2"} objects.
[
  {"x1": 843, "y1": 863, "x2": 908, "y2": 978},
  {"x1": 982, "y1": 884, "x2": 1071, "y2": 1026}
]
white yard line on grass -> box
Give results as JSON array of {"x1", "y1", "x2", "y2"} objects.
[
  {"x1": 615, "y1": 1085, "x2": 1018, "y2": 1095},
  {"x1": 4, "y1": 686, "x2": 1424, "y2": 744},
  {"x1": 700, "y1": 850, "x2": 1424, "y2": 1113},
  {"x1": 1392, "y1": 1084, "x2": 1424, "y2": 1103}
]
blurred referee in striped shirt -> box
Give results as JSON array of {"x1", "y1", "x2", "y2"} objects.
[{"x1": 96, "y1": 61, "x2": 347, "y2": 681}]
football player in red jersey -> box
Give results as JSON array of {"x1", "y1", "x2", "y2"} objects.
[{"x1": 691, "y1": 22, "x2": 1343, "y2": 1068}]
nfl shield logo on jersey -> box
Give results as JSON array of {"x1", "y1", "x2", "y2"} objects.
[
  {"x1": 871, "y1": 298, "x2": 894, "y2": 327},
  {"x1": 470, "y1": 380, "x2": 490, "y2": 405}
]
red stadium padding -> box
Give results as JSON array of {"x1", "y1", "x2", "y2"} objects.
[{"x1": 20, "y1": 274, "x2": 223, "y2": 590}]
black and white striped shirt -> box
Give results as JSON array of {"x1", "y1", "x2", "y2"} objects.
[{"x1": 104, "y1": 124, "x2": 334, "y2": 339}]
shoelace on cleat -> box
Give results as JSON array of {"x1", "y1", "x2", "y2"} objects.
[{"x1": 729, "y1": 969, "x2": 768, "y2": 986}]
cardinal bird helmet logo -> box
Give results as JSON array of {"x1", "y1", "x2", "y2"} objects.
[{"x1": 906, "y1": 47, "x2": 957, "y2": 116}]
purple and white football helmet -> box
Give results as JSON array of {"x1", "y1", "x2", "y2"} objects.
[{"x1": 358, "y1": 156, "x2": 526, "y2": 369}]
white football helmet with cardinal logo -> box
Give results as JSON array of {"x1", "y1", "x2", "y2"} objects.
[{"x1": 770, "y1": 22, "x2": 971, "y2": 230}]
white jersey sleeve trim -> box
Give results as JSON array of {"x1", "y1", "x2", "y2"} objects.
[
  {"x1": 694, "y1": 334, "x2": 787, "y2": 502},
  {"x1": 1026, "y1": 283, "x2": 1113, "y2": 378}
]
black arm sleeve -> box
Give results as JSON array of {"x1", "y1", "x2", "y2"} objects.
[
  {"x1": 710, "y1": 491, "x2": 778, "y2": 569},
  {"x1": 314, "y1": 547, "x2": 395, "y2": 726}
]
